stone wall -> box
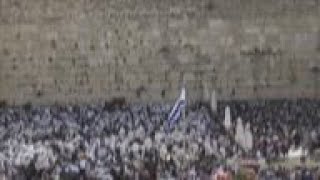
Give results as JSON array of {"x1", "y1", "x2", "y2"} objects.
[{"x1": 0, "y1": 0, "x2": 320, "y2": 105}]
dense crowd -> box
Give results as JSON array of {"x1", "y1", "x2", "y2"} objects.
[{"x1": 0, "y1": 99, "x2": 319, "y2": 179}]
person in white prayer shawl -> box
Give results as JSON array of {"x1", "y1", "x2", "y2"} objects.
[
  {"x1": 244, "y1": 122, "x2": 253, "y2": 152},
  {"x1": 127, "y1": 131, "x2": 134, "y2": 143},
  {"x1": 131, "y1": 142, "x2": 140, "y2": 158},
  {"x1": 287, "y1": 145, "x2": 308, "y2": 159},
  {"x1": 52, "y1": 166, "x2": 62, "y2": 180},
  {"x1": 14, "y1": 144, "x2": 36, "y2": 168},
  {"x1": 235, "y1": 117, "x2": 246, "y2": 151},
  {"x1": 119, "y1": 127, "x2": 126, "y2": 140},
  {"x1": 155, "y1": 132, "x2": 164, "y2": 148},
  {"x1": 120, "y1": 139, "x2": 128, "y2": 157},
  {"x1": 204, "y1": 135, "x2": 213, "y2": 156},
  {"x1": 144, "y1": 137, "x2": 152, "y2": 151},
  {"x1": 159, "y1": 144, "x2": 168, "y2": 162},
  {"x1": 190, "y1": 143, "x2": 199, "y2": 161},
  {"x1": 136, "y1": 125, "x2": 146, "y2": 140},
  {"x1": 65, "y1": 163, "x2": 80, "y2": 174},
  {"x1": 188, "y1": 166, "x2": 197, "y2": 180},
  {"x1": 35, "y1": 152, "x2": 51, "y2": 171},
  {"x1": 212, "y1": 139, "x2": 218, "y2": 154},
  {"x1": 224, "y1": 106, "x2": 232, "y2": 131},
  {"x1": 109, "y1": 135, "x2": 116, "y2": 152},
  {"x1": 0, "y1": 153, "x2": 5, "y2": 171},
  {"x1": 257, "y1": 150, "x2": 267, "y2": 169},
  {"x1": 220, "y1": 146, "x2": 226, "y2": 158}
]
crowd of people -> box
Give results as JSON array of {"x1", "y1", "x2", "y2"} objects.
[{"x1": 0, "y1": 99, "x2": 319, "y2": 179}]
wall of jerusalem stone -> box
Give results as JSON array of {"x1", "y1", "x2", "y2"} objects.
[{"x1": 0, "y1": 0, "x2": 320, "y2": 105}]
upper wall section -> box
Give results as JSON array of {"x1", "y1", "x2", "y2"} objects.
[{"x1": 0, "y1": 0, "x2": 320, "y2": 105}]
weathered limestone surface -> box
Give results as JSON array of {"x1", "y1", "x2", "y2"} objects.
[{"x1": 0, "y1": 0, "x2": 320, "y2": 105}]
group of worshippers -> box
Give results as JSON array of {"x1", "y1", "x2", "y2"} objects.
[{"x1": 0, "y1": 87, "x2": 319, "y2": 179}]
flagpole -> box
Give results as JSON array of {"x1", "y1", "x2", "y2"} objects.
[
  {"x1": 182, "y1": 73, "x2": 186, "y2": 124},
  {"x1": 182, "y1": 74, "x2": 187, "y2": 174}
]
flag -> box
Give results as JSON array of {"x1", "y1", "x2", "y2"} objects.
[{"x1": 166, "y1": 86, "x2": 186, "y2": 131}]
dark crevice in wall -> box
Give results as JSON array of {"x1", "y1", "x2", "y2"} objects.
[
  {"x1": 311, "y1": 66, "x2": 320, "y2": 74},
  {"x1": 183, "y1": 43, "x2": 195, "y2": 53},
  {"x1": 90, "y1": 44, "x2": 95, "y2": 51},
  {"x1": 50, "y1": 39, "x2": 57, "y2": 49},
  {"x1": 74, "y1": 42, "x2": 79, "y2": 50},
  {"x1": 3, "y1": 48, "x2": 10, "y2": 56},
  {"x1": 104, "y1": 97, "x2": 126, "y2": 111},
  {"x1": 205, "y1": 1, "x2": 215, "y2": 11},
  {"x1": 159, "y1": 46, "x2": 170, "y2": 54},
  {"x1": 88, "y1": 88, "x2": 93, "y2": 94},
  {"x1": 240, "y1": 46, "x2": 281, "y2": 57},
  {"x1": 0, "y1": 100, "x2": 7, "y2": 108},
  {"x1": 36, "y1": 90, "x2": 44, "y2": 97},
  {"x1": 136, "y1": 86, "x2": 146, "y2": 98},
  {"x1": 12, "y1": 64, "x2": 17, "y2": 70},
  {"x1": 16, "y1": 32, "x2": 21, "y2": 40},
  {"x1": 138, "y1": 57, "x2": 143, "y2": 64},
  {"x1": 31, "y1": 84, "x2": 37, "y2": 90},
  {"x1": 217, "y1": 88, "x2": 222, "y2": 95},
  {"x1": 161, "y1": 89, "x2": 166, "y2": 98},
  {"x1": 266, "y1": 82, "x2": 270, "y2": 88},
  {"x1": 72, "y1": 57, "x2": 76, "y2": 66},
  {"x1": 23, "y1": 102, "x2": 32, "y2": 111},
  {"x1": 231, "y1": 88, "x2": 235, "y2": 96},
  {"x1": 48, "y1": 57, "x2": 53, "y2": 63}
]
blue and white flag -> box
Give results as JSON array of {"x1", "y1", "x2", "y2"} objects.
[{"x1": 166, "y1": 86, "x2": 186, "y2": 131}]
